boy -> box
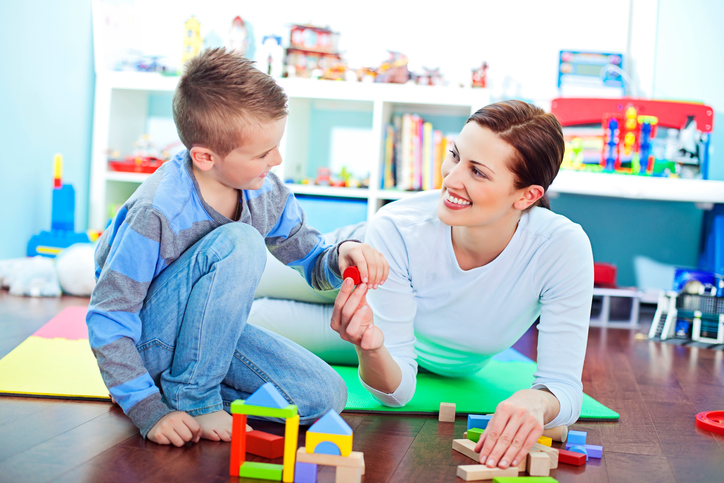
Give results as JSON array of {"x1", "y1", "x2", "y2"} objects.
[{"x1": 87, "y1": 48, "x2": 388, "y2": 447}]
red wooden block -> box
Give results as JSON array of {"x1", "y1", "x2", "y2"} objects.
[
  {"x1": 246, "y1": 430, "x2": 285, "y2": 459},
  {"x1": 343, "y1": 266, "x2": 362, "y2": 285},
  {"x1": 558, "y1": 447, "x2": 587, "y2": 466},
  {"x1": 230, "y1": 413, "x2": 247, "y2": 476}
]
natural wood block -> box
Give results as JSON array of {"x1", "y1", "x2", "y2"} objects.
[
  {"x1": 335, "y1": 465, "x2": 362, "y2": 483},
  {"x1": 439, "y1": 402, "x2": 456, "y2": 422},
  {"x1": 452, "y1": 438, "x2": 480, "y2": 462},
  {"x1": 529, "y1": 442, "x2": 558, "y2": 469},
  {"x1": 542, "y1": 425, "x2": 568, "y2": 442},
  {"x1": 295, "y1": 448, "x2": 365, "y2": 474},
  {"x1": 515, "y1": 454, "x2": 528, "y2": 473},
  {"x1": 527, "y1": 451, "x2": 550, "y2": 476},
  {"x1": 457, "y1": 465, "x2": 518, "y2": 481}
]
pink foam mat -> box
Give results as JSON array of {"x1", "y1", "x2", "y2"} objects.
[{"x1": 32, "y1": 305, "x2": 89, "y2": 340}]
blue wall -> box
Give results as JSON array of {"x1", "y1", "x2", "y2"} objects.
[{"x1": 0, "y1": 1, "x2": 95, "y2": 259}]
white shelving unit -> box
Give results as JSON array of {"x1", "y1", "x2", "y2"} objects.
[
  {"x1": 88, "y1": 71, "x2": 724, "y2": 231},
  {"x1": 88, "y1": 71, "x2": 490, "y2": 230}
]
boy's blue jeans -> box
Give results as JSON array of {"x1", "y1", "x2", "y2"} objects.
[{"x1": 136, "y1": 223, "x2": 346, "y2": 424}]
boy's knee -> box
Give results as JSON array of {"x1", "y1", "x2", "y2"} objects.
[
  {"x1": 298, "y1": 367, "x2": 347, "y2": 424},
  {"x1": 207, "y1": 223, "x2": 266, "y2": 272}
]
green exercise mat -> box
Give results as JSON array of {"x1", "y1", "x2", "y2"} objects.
[{"x1": 332, "y1": 348, "x2": 618, "y2": 421}]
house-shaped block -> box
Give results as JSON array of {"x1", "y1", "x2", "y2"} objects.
[{"x1": 305, "y1": 409, "x2": 353, "y2": 457}]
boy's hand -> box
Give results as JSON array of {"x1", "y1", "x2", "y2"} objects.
[
  {"x1": 330, "y1": 279, "x2": 384, "y2": 351},
  {"x1": 338, "y1": 242, "x2": 388, "y2": 289},
  {"x1": 147, "y1": 411, "x2": 203, "y2": 447}
]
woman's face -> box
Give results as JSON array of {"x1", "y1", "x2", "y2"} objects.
[{"x1": 437, "y1": 122, "x2": 527, "y2": 228}]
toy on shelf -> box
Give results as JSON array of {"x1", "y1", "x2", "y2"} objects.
[
  {"x1": 283, "y1": 24, "x2": 342, "y2": 79},
  {"x1": 228, "y1": 16, "x2": 250, "y2": 56},
  {"x1": 181, "y1": 16, "x2": 203, "y2": 65},
  {"x1": 27, "y1": 154, "x2": 90, "y2": 258},
  {"x1": 472, "y1": 62, "x2": 488, "y2": 88},
  {"x1": 374, "y1": 51, "x2": 410, "y2": 84},
  {"x1": 552, "y1": 97, "x2": 714, "y2": 179}
]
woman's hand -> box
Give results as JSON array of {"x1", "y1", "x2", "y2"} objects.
[
  {"x1": 330, "y1": 278, "x2": 384, "y2": 351},
  {"x1": 338, "y1": 242, "x2": 389, "y2": 289},
  {"x1": 474, "y1": 389, "x2": 560, "y2": 469}
]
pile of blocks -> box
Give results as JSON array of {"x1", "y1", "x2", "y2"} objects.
[
  {"x1": 440, "y1": 403, "x2": 603, "y2": 481},
  {"x1": 229, "y1": 382, "x2": 364, "y2": 482}
]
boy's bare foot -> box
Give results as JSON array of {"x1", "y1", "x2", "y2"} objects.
[{"x1": 193, "y1": 411, "x2": 233, "y2": 442}]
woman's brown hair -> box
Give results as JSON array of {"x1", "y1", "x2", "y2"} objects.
[{"x1": 467, "y1": 100, "x2": 564, "y2": 209}]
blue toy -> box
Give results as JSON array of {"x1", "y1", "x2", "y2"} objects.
[
  {"x1": 567, "y1": 429, "x2": 587, "y2": 446},
  {"x1": 27, "y1": 154, "x2": 89, "y2": 257},
  {"x1": 467, "y1": 414, "x2": 493, "y2": 430}
]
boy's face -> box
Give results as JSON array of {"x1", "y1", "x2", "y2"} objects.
[{"x1": 217, "y1": 117, "x2": 287, "y2": 191}]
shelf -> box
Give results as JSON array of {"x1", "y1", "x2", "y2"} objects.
[
  {"x1": 287, "y1": 184, "x2": 369, "y2": 199},
  {"x1": 106, "y1": 170, "x2": 150, "y2": 183},
  {"x1": 549, "y1": 171, "x2": 724, "y2": 204}
]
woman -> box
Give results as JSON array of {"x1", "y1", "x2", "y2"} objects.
[{"x1": 250, "y1": 100, "x2": 593, "y2": 470}]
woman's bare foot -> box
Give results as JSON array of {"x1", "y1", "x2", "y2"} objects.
[{"x1": 193, "y1": 411, "x2": 233, "y2": 442}]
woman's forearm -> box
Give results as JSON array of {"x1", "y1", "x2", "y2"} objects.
[{"x1": 356, "y1": 344, "x2": 402, "y2": 394}]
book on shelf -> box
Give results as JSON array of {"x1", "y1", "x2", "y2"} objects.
[{"x1": 383, "y1": 113, "x2": 454, "y2": 191}]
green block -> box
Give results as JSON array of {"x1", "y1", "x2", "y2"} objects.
[
  {"x1": 492, "y1": 477, "x2": 558, "y2": 483},
  {"x1": 230, "y1": 400, "x2": 297, "y2": 418},
  {"x1": 466, "y1": 427, "x2": 484, "y2": 442},
  {"x1": 238, "y1": 462, "x2": 283, "y2": 480}
]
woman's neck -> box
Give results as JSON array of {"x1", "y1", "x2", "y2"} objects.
[{"x1": 451, "y1": 211, "x2": 522, "y2": 271}]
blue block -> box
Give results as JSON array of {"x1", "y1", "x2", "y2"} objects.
[
  {"x1": 567, "y1": 430, "x2": 587, "y2": 446},
  {"x1": 584, "y1": 444, "x2": 602, "y2": 458},
  {"x1": 245, "y1": 381, "x2": 289, "y2": 409},
  {"x1": 313, "y1": 441, "x2": 341, "y2": 455},
  {"x1": 308, "y1": 410, "x2": 352, "y2": 435},
  {"x1": 294, "y1": 462, "x2": 317, "y2": 483},
  {"x1": 566, "y1": 444, "x2": 589, "y2": 461},
  {"x1": 467, "y1": 414, "x2": 492, "y2": 430}
]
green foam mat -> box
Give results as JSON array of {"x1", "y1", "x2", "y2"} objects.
[{"x1": 332, "y1": 349, "x2": 618, "y2": 421}]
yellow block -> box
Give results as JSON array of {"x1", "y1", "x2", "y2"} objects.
[
  {"x1": 282, "y1": 415, "x2": 299, "y2": 482},
  {"x1": 537, "y1": 435, "x2": 553, "y2": 447},
  {"x1": 305, "y1": 432, "x2": 353, "y2": 457}
]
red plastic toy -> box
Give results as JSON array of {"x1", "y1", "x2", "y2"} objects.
[
  {"x1": 343, "y1": 266, "x2": 362, "y2": 285},
  {"x1": 695, "y1": 411, "x2": 724, "y2": 435}
]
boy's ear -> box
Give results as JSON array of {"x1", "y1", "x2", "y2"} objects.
[
  {"x1": 189, "y1": 147, "x2": 216, "y2": 172},
  {"x1": 513, "y1": 185, "x2": 544, "y2": 210}
]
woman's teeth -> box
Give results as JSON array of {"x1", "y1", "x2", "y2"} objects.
[{"x1": 446, "y1": 193, "x2": 471, "y2": 206}]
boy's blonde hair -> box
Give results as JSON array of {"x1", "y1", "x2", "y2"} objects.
[{"x1": 173, "y1": 48, "x2": 288, "y2": 158}]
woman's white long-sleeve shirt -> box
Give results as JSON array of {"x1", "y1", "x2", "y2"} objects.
[{"x1": 363, "y1": 190, "x2": 594, "y2": 428}]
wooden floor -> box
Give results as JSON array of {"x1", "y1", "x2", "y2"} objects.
[{"x1": 1, "y1": 290, "x2": 723, "y2": 483}]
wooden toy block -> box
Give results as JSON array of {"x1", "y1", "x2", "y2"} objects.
[
  {"x1": 439, "y1": 402, "x2": 456, "y2": 422},
  {"x1": 343, "y1": 266, "x2": 362, "y2": 285},
  {"x1": 557, "y1": 448, "x2": 587, "y2": 466},
  {"x1": 238, "y1": 461, "x2": 283, "y2": 480},
  {"x1": 305, "y1": 432, "x2": 353, "y2": 456},
  {"x1": 565, "y1": 444, "x2": 589, "y2": 461},
  {"x1": 492, "y1": 477, "x2": 559, "y2": 483},
  {"x1": 567, "y1": 429, "x2": 587, "y2": 445},
  {"x1": 467, "y1": 414, "x2": 493, "y2": 430},
  {"x1": 293, "y1": 462, "x2": 317, "y2": 483},
  {"x1": 515, "y1": 454, "x2": 528, "y2": 473},
  {"x1": 452, "y1": 438, "x2": 481, "y2": 462},
  {"x1": 529, "y1": 443, "x2": 558, "y2": 469},
  {"x1": 282, "y1": 414, "x2": 300, "y2": 482},
  {"x1": 230, "y1": 413, "x2": 247, "y2": 476},
  {"x1": 527, "y1": 451, "x2": 550, "y2": 476},
  {"x1": 246, "y1": 381, "x2": 290, "y2": 409},
  {"x1": 466, "y1": 427, "x2": 485, "y2": 443},
  {"x1": 246, "y1": 430, "x2": 285, "y2": 459},
  {"x1": 583, "y1": 444, "x2": 602, "y2": 458},
  {"x1": 537, "y1": 435, "x2": 553, "y2": 446},
  {"x1": 335, "y1": 465, "x2": 362, "y2": 483},
  {"x1": 308, "y1": 410, "x2": 353, "y2": 435},
  {"x1": 457, "y1": 465, "x2": 518, "y2": 481},
  {"x1": 295, "y1": 448, "x2": 365, "y2": 474},
  {"x1": 542, "y1": 425, "x2": 568, "y2": 442},
  {"x1": 231, "y1": 400, "x2": 298, "y2": 419}
]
